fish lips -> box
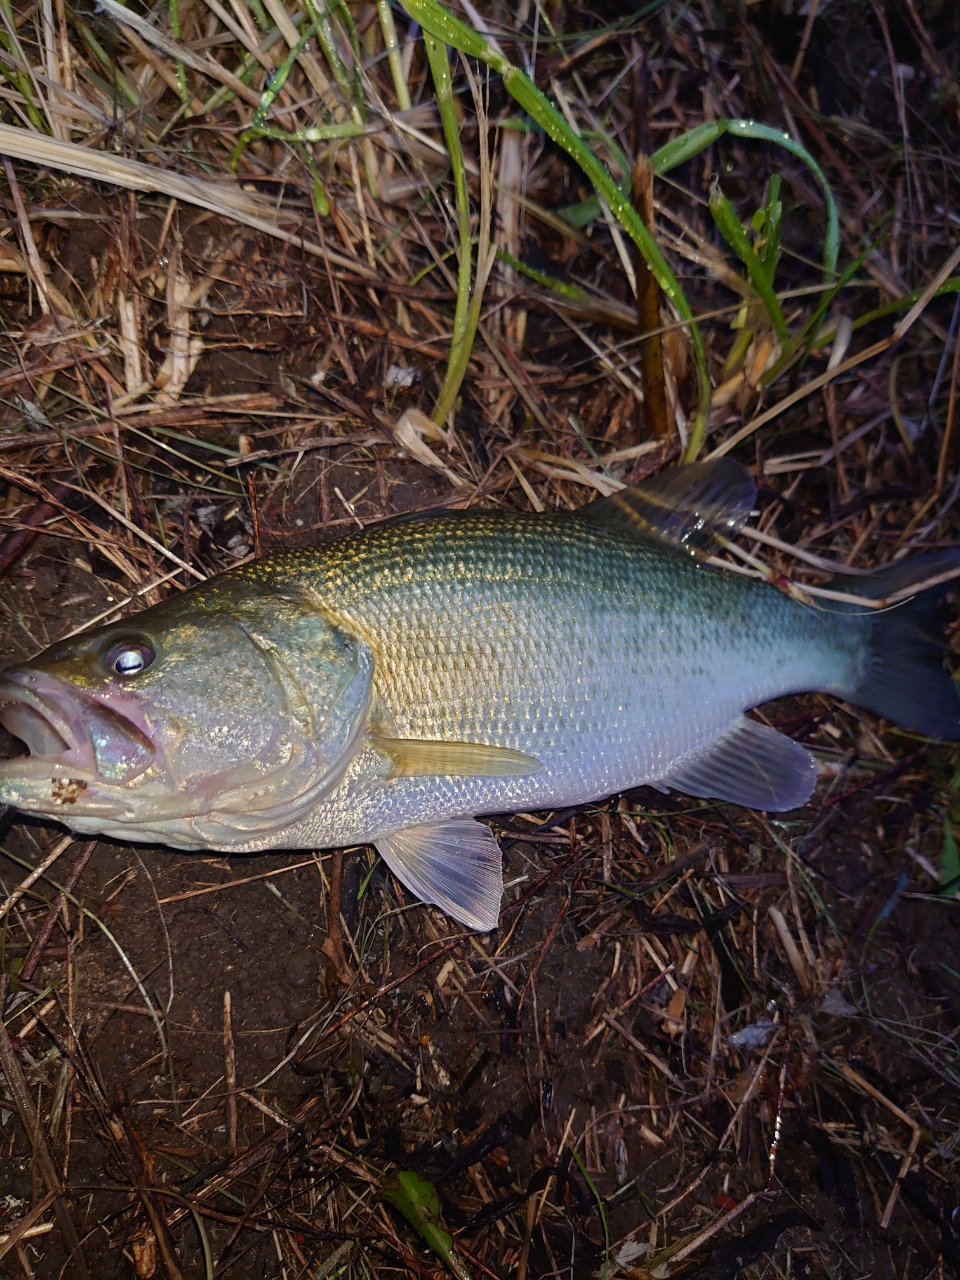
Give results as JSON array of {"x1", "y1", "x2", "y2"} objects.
[{"x1": 0, "y1": 669, "x2": 157, "y2": 792}]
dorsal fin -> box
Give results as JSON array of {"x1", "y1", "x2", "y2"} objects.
[{"x1": 575, "y1": 459, "x2": 756, "y2": 559}]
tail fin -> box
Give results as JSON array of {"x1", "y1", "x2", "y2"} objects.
[{"x1": 845, "y1": 550, "x2": 960, "y2": 740}]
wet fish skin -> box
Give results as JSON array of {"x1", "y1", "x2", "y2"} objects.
[
  {"x1": 246, "y1": 509, "x2": 857, "y2": 847},
  {"x1": 0, "y1": 507, "x2": 857, "y2": 848},
  {"x1": 1, "y1": 462, "x2": 958, "y2": 930}
]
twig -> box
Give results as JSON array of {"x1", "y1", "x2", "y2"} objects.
[
  {"x1": 224, "y1": 991, "x2": 237, "y2": 1157},
  {"x1": 632, "y1": 151, "x2": 668, "y2": 441},
  {"x1": 515, "y1": 1191, "x2": 537, "y2": 1280},
  {"x1": 0, "y1": 975, "x2": 90, "y2": 1279},
  {"x1": 54, "y1": 568, "x2": 189, "y2": 641},
  {"x1": 0, "y1": 835, "x2": 74, "y2": 924},
  {"x1": 602, "y1": 1015, "x2": 681, "y2": 1086},
  {"x1": 19, "y1": 840, "x2": 95, "y2": 982},
  {"x1": 670, "y1": 1190, "x2": 762, "y2": 1264},
  {"x1": 73, "y1": 481, "x2": 206, "y2": 582},
  {"x1": 768, "y1": 906, "x2": 812, "y2": 996},
  {"x1": 936, "y1": 297, "x2": 960, "y2": 493},
  {"x1": 834, "y1": 1062, "x2": 920, "y2": 1133},
  {"x1": 2, "y1": 156, "x2": 51, "y2": 315},
  {"x1": 321, "y1": 850, "x2": 353, "y2": 985},
  {"x1": 237, "y1": 1090, "x2": 297, "y2": 1131},
  {"x1": 107, "y1": 1097, "x2": 184, "y2": 1280},
  {"x1": 0, "y1": 1192, "x2": 57, "y2": 1263},
  {"x1": 789, "y1": 0, "x2": 821, "y2": 82},
  {"x1": 880, "y1": 1125, "x2": 921, "y2": 1228},
  {"x1": 157, "y1": 858, "x2": 320, "y2": 903}
]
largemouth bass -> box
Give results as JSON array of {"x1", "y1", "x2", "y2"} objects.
[{"x1": 1, "y1": 459, "x2": 957, "y2": 930}]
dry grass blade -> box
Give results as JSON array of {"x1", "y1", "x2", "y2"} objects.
[
  {"x1": 0, "y1": 2, "x2": 959, "y2": 1276},
  {"x1": 0, "y1": 977, "x2": 90, "y2": 1278},
  {"x1": 0, "y1": 124, "x2": 375, "y2": 276},
  {"x1": 0, "y1": 1191, "x2": 58, "y2": 1263},
  {"x1": 0, "y1": 833, "x2": 73, "y2": 923}
]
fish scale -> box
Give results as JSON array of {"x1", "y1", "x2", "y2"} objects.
[
  {"x1": 2, "y1": 459, "x2": 959, "y2": 931},
  {"x1": 235, "y1": 510, "x2": 857, "y2": 851}
]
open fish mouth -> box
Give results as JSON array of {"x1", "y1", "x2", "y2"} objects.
[{"x1": 0, "y1": 670, "x2": 156, "y2": 787}]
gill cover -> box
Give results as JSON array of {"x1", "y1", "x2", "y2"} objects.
[
  {"x1": 0, "y1": 584, "x2": 375, "y2": 850},
  {"x1": 175, "y1": 592, "x2": 374, "y2": 843}
]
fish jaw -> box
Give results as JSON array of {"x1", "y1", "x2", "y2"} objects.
[
  {"x1": 0, "y1": 626, "x2": 377, "y2": 848},
  {"x1": 0, "y1": 667, "x2": 161, "y2": 820}
]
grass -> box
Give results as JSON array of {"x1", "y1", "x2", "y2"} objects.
[{"x1": 0, "y1": 0, "x2": 959, "y2": 1277}]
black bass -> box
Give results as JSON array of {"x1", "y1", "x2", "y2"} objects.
[{"x1": 1, "y1": 459, "x2": 957, "y2": 930}]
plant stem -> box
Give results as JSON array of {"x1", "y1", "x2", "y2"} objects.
[
  {"x1": 424, "y1": 33, "x2": 473, "y2": 429},
  {"x1": 396, "y1": 0, "x2": 712, "y2": 457},
  {"x1": 377, "y1": 0, "x2": 412, "y2": 110}
]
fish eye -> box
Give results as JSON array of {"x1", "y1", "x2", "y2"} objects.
[{"x1": 104, "y1": 639, "x2": 155, "y2": 678}]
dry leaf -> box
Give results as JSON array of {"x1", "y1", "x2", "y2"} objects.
[{"x1": 392, "y1": 408, "x2": 466, "y2": 487}]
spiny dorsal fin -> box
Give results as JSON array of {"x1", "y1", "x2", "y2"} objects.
[
  {"x1": 575, "y1": 458, "x2": 756, "y2": 559},
  {"x1": 370, "y1": 735, "x2": 543, "y2": 779}
]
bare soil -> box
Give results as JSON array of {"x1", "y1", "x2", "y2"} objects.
[{"x1": 2, "y1": 1, "x2": 960, "y2": 1277}]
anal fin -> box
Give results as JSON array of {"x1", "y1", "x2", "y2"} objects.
[
  {"x1": 661, "y1": 717, "x2": 817, "y2": 812},
  {"x1": 375, "y1": 819, "x2": 503, "y2": 931}
]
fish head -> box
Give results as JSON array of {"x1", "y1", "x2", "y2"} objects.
[{"x1": 0, "y1": 580, "x2": 372, "y2": 848}]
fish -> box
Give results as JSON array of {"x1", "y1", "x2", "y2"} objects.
[{"x1": 0, "y1": 458, "x2": 958, "y2": 931}]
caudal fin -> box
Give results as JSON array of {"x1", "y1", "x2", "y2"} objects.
[{"x1": 846, "y1": 550, "x2": 960, "y2": 739}]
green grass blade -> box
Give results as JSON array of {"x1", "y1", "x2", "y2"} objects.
[
  {"x1": 709, "y1": 181, "x2": 788, "y2": 342},
  {"x1": 496, "y1": 249, "x2": 590, "y2": 302},
  {"x1": 73, "y1": 16, "x2": 140, "y2": 107},
  {"x1": 424, "y1": 31, "x2": 473, "y2": 429},
  {"x1": 305, "y1": 0, "x2": 355, "y2": 107},
  {"x1": 850, "y1": 277, "x2": 960, "y2": 331},
  {"x1": 504, "y1": 70, "x2": 710, "y2": 456},
  {"x1": 244, "y1": 0, "x2": 270, "y2": 31},
  {"x1": 168, "y1": 0, "x2": 190, "y2": 106},
  {"x1": 396, "y1": 0, "x2": 712, "y2": 457},
  {"x1": 764, "y1": 240, "x2": 875, "y2": 383},
  {"x1": 382, "y1": 1171, "x2": 473, "y2": 1280},
  {"x1": 756, "y1": 174, "x2": 782, "y2": 280},
  {"x1": 0, "y1": 63, "x2": 48, "y2": 133},
  {"x1": 571, "y1": 1149, "x2": 610, "y2": 1280},
  {"x1": 651, "y1": 119, "x2": 725, "y2": 173},
  {"x1": 377, "y1": 0, "x2": 412, "y2": 111},
  {"x1": 304, "y1": 0, "x2": 377, "y2": 191},
  {"x1": 0, "y1": 0, "x2": 51, "y2": 132},
  {"x1": 331, "y1": 0, "x2": 364, "y2": 108},
  {"x1": 725, "y1": 119, "x2": 838, "y2": 279},
  {"x1": 562, "y1": 117, "x2": 839, "y2": 288}
]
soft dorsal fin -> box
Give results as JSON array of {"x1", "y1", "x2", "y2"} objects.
[{"x1": 575, "y1": 459, "x2": 756, "y2": 558}]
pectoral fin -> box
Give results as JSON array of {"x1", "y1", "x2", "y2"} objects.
[
  {"x1": 371, "y1": 735, "x2": 543, "y2": 779},
  {"x1": 375, "y1": 819, "x2": 503, "y2": 931},
  {"x1": 661, "y1": 717, "x2": 818, "y2": 812}
]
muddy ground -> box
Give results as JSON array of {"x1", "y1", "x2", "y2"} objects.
[
  {"x1": 4, "y1": 441, "x2": 960, "y2": 1280},
  {"x1": 1, "y1": 0, "x2": 960, "y2": 1275}
]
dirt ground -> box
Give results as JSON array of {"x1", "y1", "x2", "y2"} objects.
[
  {"x1": 2, "y1": 0, "x2": 960, "y2": 1277},
  {"x1": 3, "y1": 738, "x2": 960, "y2": 1280},
  {"x1": 4, "y1": 441, "x2": 960, "y2": 1279}
]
